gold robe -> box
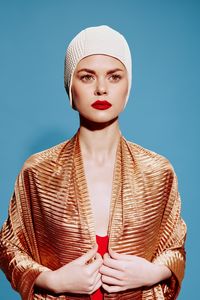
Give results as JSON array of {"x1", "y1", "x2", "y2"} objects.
[{"x1": 0, "y1": 129, "x2": 187, "y2": 300}]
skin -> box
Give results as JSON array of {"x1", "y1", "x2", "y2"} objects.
[{"x1": 35, "y1": 54, "x2": 172, "y2": 294}]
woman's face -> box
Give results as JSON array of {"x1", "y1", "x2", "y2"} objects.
[{"x1": 71, "y1": 54, "x2": 128, "y2": 123}]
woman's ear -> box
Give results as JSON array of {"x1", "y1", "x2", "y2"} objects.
[
  {"x1": 70, "y1": 89, "x2": 78, "y2": 111},
  {"x1": 72, "y1": 101, "x2": 78, "y2": 111}
]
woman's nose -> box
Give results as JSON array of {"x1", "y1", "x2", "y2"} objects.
[{"x1": 94, "y1": 79, "x2": 107, "y2": 96}]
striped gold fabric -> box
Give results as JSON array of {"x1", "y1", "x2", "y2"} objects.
[{"x1": 0, "y1": 129, "x2": 186, "y2": 299}]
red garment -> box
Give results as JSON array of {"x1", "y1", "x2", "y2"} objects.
[{"x1": 90, "y1": 235, "x2": 109, "y2": 300}]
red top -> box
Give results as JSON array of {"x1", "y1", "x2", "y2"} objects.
[{"x1": 90, "y1": 235, "x2": 109, "y2": 300}]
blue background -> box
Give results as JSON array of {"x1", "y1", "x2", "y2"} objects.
[{"x1": 0, "y1": 0, "x2": 199, "y2": 299}]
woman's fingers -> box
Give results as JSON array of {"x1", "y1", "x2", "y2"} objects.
[
  {"x1": 94, "y1": 271, "x2": 102, "y2": 283},
  {"x1": 90, "y1": 273, "x2": 102, "y2": 294},
  {"x1": 76, "y1": 244, "x2": 98, "y2": 265},
  {"x1": 100, "y1": 264, "x2": 123, "y2": 280},
  {"x1": 108, "y1": 248, "x2": 132, "y2": 260},
  {"x1": 101, "y1": 274, "x2": 123, "y2": 286},
  {"x1": 93, "y1": 272, "x2": 102, "y2": 288},
  {"x1": 85, "y1": 270, "x2": 102, "y2": 294},
  {"x1": 88, "y1": 252, "x2": 103, "y2": 272},
  {"x1": 103, "y1": 253, "x2": 123, "y2": 271},
  {"x1": 102, "y1": 283, "x2": 125, "y2": 293}
]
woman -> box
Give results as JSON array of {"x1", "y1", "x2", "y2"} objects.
[{"x1": 0, "y1": 25, "x2": 186, "y2": 300}]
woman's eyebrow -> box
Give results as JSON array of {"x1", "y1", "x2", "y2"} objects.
[
  {"x1": 77, "y1": 68, "x2": 96, "y2": 74},
  {"x1": 77, "y1": 68, "x2": 124, "y2": 74},
  {"x1": 107, "y1": 68, "x2": 124, "y2": 74}
]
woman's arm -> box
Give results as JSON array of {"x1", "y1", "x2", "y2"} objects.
[{"x1": 0, "y1": 189, "x2": 50, "y2": 300}]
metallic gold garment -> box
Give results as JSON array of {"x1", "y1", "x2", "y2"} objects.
[{"x1": 0, "y1": 129, "x2": 187, "y2": 299}]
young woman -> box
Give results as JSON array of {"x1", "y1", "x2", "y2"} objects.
[{"x1": 0, "y1": 25, "x2": 186, "y2": 300}]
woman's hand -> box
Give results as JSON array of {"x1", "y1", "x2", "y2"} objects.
[
  {"x1": 35, "y1": 244, "x2": 103, "y2": 294},
  {"x1": 100, "y1": 248, "x2": 172, "y2": 293}
]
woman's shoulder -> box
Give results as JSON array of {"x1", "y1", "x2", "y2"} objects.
[
  {"x1": 124, "y1": 138, "x2": 175, "y2": 174},
  {"x1": 21, "y1": 139, "x2": 71, "y2": 171}
]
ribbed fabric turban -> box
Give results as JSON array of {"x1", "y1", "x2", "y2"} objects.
[{"x1": 64, "y1": 25, "x2": 132, "y2": 109}]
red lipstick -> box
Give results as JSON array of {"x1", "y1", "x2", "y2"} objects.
[{"x1": 91, "y1": 100, "x2": 112, "y2": 110}]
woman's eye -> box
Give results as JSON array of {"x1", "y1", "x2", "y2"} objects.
[
  {"x1": 80, "y1": 74, "x2": 94, "y2": 82},
  {"x1": 109, "y1": 74, "x2": 122, "y2": 82}
]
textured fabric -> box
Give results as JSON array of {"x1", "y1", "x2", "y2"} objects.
[
  {"x1": 91, "y1": 235, "x2": 109, "y2": 300},
  {"x1": 64, "y1": 25, "x2": 132, "y2": 109},
  {"x1": 0, "y1": 128, "x2": 187, "y2": 299}
]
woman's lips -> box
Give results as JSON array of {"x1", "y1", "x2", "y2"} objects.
[{"x1": 91, "y1": 100, "x2": 112, "y2": 110}]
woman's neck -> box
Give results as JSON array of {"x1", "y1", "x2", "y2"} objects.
[{"x1": 78, "y1": 117, "x2": 121, "y2": 162}]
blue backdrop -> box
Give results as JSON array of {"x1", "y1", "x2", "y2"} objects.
[{"x1": 0, "y1": 0, "x2": 199, "y2": 299}]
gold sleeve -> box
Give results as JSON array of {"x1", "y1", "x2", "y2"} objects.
[
  {"x1": 152, "y1": 168, "x2": 187, "y2": 299},
  {"x1": 0, "y1": 169, "x2": 50, "y2": 300}
]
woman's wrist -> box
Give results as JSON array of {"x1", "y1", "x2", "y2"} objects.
[
  {"x1": 146, "y1": 263, "x2": 172, "y2": 287},
  {"x1": 35, "y1": 270, "x2": 58, "y2": 293}
]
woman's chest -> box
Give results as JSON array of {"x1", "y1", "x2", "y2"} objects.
[{"x1": 83, "y1": 160, "x2": 115, "y2": 236}]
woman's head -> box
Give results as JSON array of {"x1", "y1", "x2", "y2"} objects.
[
  {"x1": 64, "y1": 25, "x2": 132, "y2": 112},
  {"x1": 71, "y1": 54, "x2": 128, "y2": 123}
]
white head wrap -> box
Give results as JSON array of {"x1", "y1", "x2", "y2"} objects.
[{"x1": 64, "y1": 25, "x2": 132, "y2": 109}]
